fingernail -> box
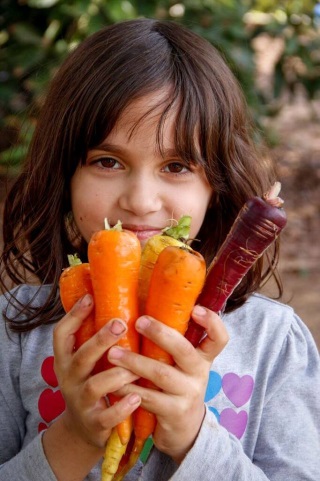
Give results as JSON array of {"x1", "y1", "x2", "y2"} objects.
[
  {"x1": 136, "y1": 316, "x2": 151, "y2": 330},
  {"x1": 193, "y1": 305, "x2": 207, "y2": 316},
  {"x1": 128, "y1": 393, "x2": 141, "y2": 406},
  {"x1": 80, "y1": 294, "x2": 93, "y2": 308},
  {"x1": 109, "y1": 319, "x2": 127, "y2": 336},
  {"x1": 72, "y1": 294, "x2": 92, "y2": 311},
  {"x1": 108, "y1": 346, "x2": 124, "y2": 360}
]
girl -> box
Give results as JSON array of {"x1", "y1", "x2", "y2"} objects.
[{"x1": 0, "y1": 18, "x2": 319, "y2": 481}]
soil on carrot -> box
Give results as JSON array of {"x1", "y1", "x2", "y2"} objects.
[{"x1": 0, "y1": 98, "x2": 319, "y2": 349}]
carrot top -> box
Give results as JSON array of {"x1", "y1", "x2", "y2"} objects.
[
  {"x1": 67, "y1": 253, "x2": 82, "y2": 267},
  {"x1": 104, "y1": 218, "x2": 123, "y2": 231},
  {"x1": 161, "y1": 215, "x2": 191, "y2": 242}
]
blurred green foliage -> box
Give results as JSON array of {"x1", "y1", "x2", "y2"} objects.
[{"x1": 0, "y1": 0, "x2": 319, "y2": 173}]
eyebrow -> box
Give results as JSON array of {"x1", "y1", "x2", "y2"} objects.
[
  {"x1": 92, "y1": 142, "x2": 181, "y2": 159},
  {"x1": 93, "y1": 142, "x2": 126, "y2": 154}
]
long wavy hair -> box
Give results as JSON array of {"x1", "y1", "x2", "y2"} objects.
[{"x1": 0, "y1": 18, "x2": 282, "y2": 332}]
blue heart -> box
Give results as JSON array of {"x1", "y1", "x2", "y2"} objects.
[
  {"x1": 204, "y1": 371, "x2": 222, "y2": 402},
  {"x1": 209, "y1": 406, "x2": 220, "y2": 422}
]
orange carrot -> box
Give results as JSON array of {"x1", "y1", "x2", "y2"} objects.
[
  {"x1": 88, "y1": 219, "x2": 141, "y2": 481},
  {"x1": 59, "y1": 254, "x2": 95, "y2": 350},
  {"x1": 115, "y1": 244, "x2": 206, "y2": 480}
]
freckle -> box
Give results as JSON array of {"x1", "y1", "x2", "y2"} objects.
[{"x1": 80, "y1": 216, "x2": 83, "y2": 221}]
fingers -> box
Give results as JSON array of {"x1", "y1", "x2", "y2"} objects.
[
  {"x1": 53, "y1": 294, "x2": 129, "y2": 381},
  {"x1": 95, "y1": 393, "x2": 141, "y2": 435},
  {"x1": 79, "y1": 366, "x2": 140, "y2": 409},
  {"x1": 108, "y1": 345, "x2": 181, "y2": 395},
  {"x1": 73, "y1": 319, "x2": 127, "y2": 380},
  {"x1": 191, "y1": 306, "x2": 229, "y2": 362},
  {"x1": 107, "y1": 309, "x2": 228, "y2": 395},
  {"x1": 135, "y1": 315, "x2": 197, "y2": 372},
  {"x1": 54, "y1": 294, "x2": 94, "y2": 359},
  {"x1": 107, "y1": 315, "x2": 198, "y2": 394},
  {"x1": 108, "y1": 315, "x2": 191, "y2": 373},
  {"x1": 53, "y1": 294, "x2": 93, "y2": 369}
]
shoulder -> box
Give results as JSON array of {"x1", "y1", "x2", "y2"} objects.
[
  {"x1": 228, "y1": 292, "x2": 295, "y2": 321},
  {"x1": 0, "y1": 284, "x2": 54, "y2": 335},
  {"x1": 0, "y1": 284, "x2": 55, "y2": 354},
  {"x1": 225, "y1": 293, "x2": 301, "y2": 337},
  {"x1": 223, "y1": 293, "x2": 319, "y2": 368},
  {"x1": 1, "y1": 284, "x2": 52, "y2": 307},
  {"x1": 0, "y1": 284, "x2": 53, "y2": 312}
]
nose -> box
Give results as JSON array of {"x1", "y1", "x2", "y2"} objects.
[{"x1": 118, "y1": 175, "x2": 162, "y2": 217}]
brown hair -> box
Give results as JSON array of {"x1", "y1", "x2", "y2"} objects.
[{"x1": 0, "y1": 18, "x2": 281, "y2": 332}]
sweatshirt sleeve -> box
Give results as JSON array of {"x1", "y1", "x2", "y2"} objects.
[
  {"x1": 141, "y1": 408, "x2": 270, "y2": 481},
  {"x1": 0, "y1": 433, "x2": 57, "y2": 481},
  {"x1": 141, "y1": 314, "x2": 320, "y2": 481},
  {"x1": 0, "y1": 294, "x2": 26, "y2": 464},
  {"x1": 0, "y1": 288, "x2": 58, "y2": 481}
]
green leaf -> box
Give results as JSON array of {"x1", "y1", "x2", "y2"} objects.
[
  {"x1": 10, "y1": 22, "x2": 42, "y2": 45},
  {"x1": 162, "y1": 215, "x2": 192, "y2": 241}
]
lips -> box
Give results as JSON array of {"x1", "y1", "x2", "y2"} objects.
[{"x1": 121, "y1": 224, "x2": 163, "y2": 241}]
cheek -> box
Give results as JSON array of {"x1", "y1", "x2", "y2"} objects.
[
  {"x1": 189, "y1": 191, "x2": 212, "y2": 238},
  {"x1": 70, "y1": 181, "x2": 100, "y2": 240},
  {"x1": 71, "y1": 198, "x2": 92, "y2": 241}
]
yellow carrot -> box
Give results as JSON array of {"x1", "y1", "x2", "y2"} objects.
[{"x1": 101, "y1": 430, "x2": 128, "y2": 481}]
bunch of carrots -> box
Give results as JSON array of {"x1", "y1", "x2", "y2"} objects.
[
  {"x1": 59, "y1": 183, "x2": 287, "y2": 481},
  {"x1": 60, "y1": 216, "x2": 206, "y2": 481}
]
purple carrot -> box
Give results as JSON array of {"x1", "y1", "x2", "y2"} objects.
[{"x1": 185, "y1": 183, "x2": 287, "y2": 347}]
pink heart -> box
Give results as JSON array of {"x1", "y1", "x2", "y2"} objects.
[
  {"x1": 38, "y1": 388, "x2": 65, "y2": 423},
  {"x1": 222, "y1": 373, "x2": 254, "y2": 407},
  {"x1": 220, "y1": 408, "x2": 247, "y2": 439}
]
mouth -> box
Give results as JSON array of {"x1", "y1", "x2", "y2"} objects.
[{"x1": 121, "y1": 224, "x2": 163, "y2": 241}]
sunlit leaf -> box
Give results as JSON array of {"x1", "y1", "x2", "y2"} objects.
[{"x1": 27, "y1": 0, "x2": 60, "y2": 8}]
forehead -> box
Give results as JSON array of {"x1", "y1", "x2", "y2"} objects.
[
  {"x1": 97, "y1": 87, "x2": 202, "y2": 165},
  {"x1": 111, "y1": 89, "x2": 177, "y2": 141}
]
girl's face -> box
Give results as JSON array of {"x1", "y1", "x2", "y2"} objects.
[{"x1": 71, "y1": 91, "x2": 213, "y2": 246}]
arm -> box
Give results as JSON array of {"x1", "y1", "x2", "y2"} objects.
[
  {"x1": 0, "y1": 288, "x2": 58, "y2": 481},
  {"x1": 43, "y1": 295, "x2": 142, "y2": 481},
  {"x1": 108, "y1": 306, "x2": 229, "y2": 463},
  {"x1": 143, "y1": 313, "x2": 320, "y2": 481},
  {"x1": 111, "y1": 307, "x2": 320, "y2": 481},
  {"x1": 0, "y1": 292, "x2": 141, "y2": 481}
]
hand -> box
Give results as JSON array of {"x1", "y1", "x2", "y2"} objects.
[
  {"x1": 52, "y1": 294, "x2": 141, "y2": 449},
  {"x1": 108, "y1": 305, "x2": 228, "y2": 463}
]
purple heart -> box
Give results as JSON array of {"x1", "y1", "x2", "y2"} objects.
[
  {"x1": 220, "y1": 408, "x2": 247, "y2": 439},
  {"x1": 222, "y1": 373, "x2": 254, "y2": 407}
]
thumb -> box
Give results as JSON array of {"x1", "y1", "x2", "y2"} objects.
[{"x1": 191, "y1": 305, "x2": 229, "y2": 362}]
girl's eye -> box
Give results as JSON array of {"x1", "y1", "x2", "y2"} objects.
[
  {"x1": 164, "y1": 162, "x2": 190, "y2": 174},
  {"x1": 94, "y1": 157, "x2": 122, "y2": 169}
]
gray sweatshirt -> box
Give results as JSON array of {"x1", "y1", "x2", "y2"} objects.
[{"x1": 0, "y1": 284, "x2": 319, "y2": 480}]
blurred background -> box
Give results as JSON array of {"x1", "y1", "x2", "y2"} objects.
[{"x1": 0, "y1": 0, "x2": 319, "y2": 348}]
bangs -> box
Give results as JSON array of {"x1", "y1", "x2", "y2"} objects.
[
  {"x1": 81, "y1": 73, "x2": 220, "y2": 175},
  {"x1": 119, "y1": 88, "x2": 207, "y2": 168},
  {"x1": 55, "y1": 18, "x2": 236, "y2": 195}
]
